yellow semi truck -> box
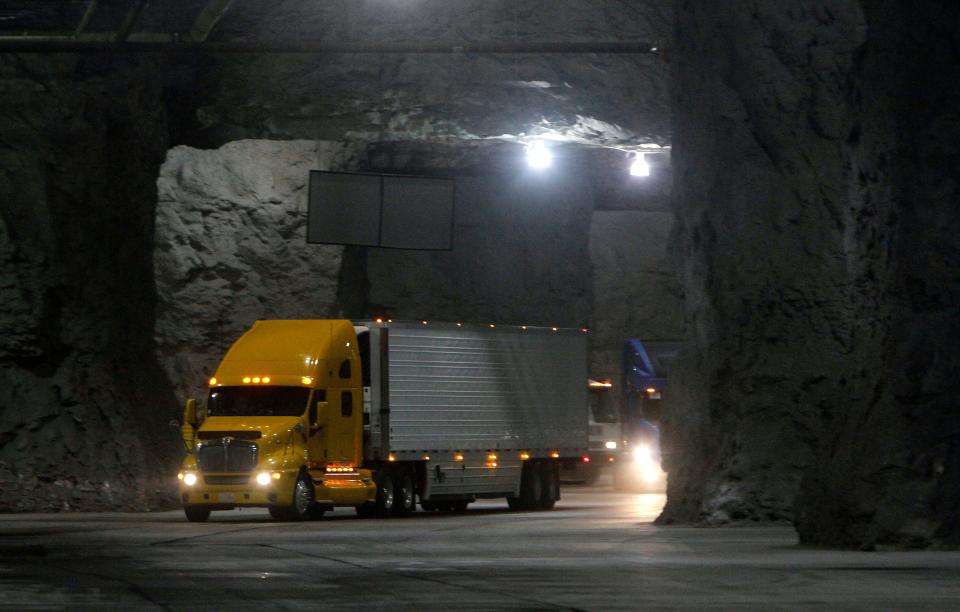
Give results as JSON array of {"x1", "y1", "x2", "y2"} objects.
[{"x1": 177, "y1": 319, "x2": 588, "y2": 522}]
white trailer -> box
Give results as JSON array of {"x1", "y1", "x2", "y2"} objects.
[{"x1": 359, "y1": 321, "x2": 588, "y2": 511}]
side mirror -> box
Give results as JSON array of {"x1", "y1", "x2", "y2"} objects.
[{"x1": 181, "y1": 399, "x2": 198, "y2": 452}]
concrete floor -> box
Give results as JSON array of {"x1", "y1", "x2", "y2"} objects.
[{"x1": 1, "y1": 480, "x2": 959, "y2": 610}]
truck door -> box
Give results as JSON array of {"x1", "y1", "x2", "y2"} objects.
[{"x1": 329, "y1": 357, "x2": 362, "y2": 464}]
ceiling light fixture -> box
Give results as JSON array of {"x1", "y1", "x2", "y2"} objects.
[
  {"x1": 630, "y1": 152, "x2": 651, "y2": 177},
  {"x1": 526, "y1": 141, "x2": 552, "y2": 169}
]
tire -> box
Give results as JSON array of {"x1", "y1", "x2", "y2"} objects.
[
  {"x1": 268, "y1": 506, "x2": 285, "y2": 520},
  {"x1": 184, "y1": 505, "x2": 211, "y2": 523},
  {"x1": 581, "y1": 464, "x2": 600, "y2": 486},
  {"x1": 540, "y1": 463, "x2": 559, "y2": 510},
  {"x1": 506, "y1": 496, "x2": 523, "y2": 511},
  {"x1": 420, "y1": 501, "x2": 438, "y2": 512},
  {"x1": 278, "y1": 472, "x2": 322, "y2": 521},
  {"x1": 393, "y1": 469, "x2": 416, "y2": 517},
  {"x1": 374, "y1": 468, "x2": 396, "y2": 517},
  {"x1": 519, "y1": 462, "x2": 543, "y2": 510}
]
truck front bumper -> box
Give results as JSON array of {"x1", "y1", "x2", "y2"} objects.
[{"x1": 179, "y1": 470, "x2": 376, "y2": 508}]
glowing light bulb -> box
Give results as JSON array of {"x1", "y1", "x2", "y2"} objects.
[
  {"x1": 526, "y1": 141, "x2": 552, "y2": 169},
  {"x1": 630, "y1": 153, "x2": 651, "y2": 177}
]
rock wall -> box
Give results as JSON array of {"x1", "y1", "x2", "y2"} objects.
[
  {"x1": 154, "y1": 140, "x2": 358, "y2": 405},
  {"x1": 588, "y1": 210, "x2": 682, "y2": 382},
  {"x1": 666, "y1": 1, "x2": 959, "y2": 548},
  {"x1": 0, "y1": 55, "x2": 177, "y2": 511}
]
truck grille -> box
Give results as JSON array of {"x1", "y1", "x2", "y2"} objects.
[
  {"x1": 204, "y1": 475, "x2": 251, "y2": 485},
  {"x1": 198, "y1": 440, "x2": 258, "y2": 473}
]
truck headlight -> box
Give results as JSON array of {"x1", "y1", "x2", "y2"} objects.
[
  {"x1": 182, "y1": 472, "x2": 198, "y2": 486},
  {"x1": 256, "y1": 472, "x2": 272, "y2": 486},
  {"x1": 604, "y1": 440, "x2": 617, "y2": 450},
  {"x1": 632, "y1": 444, "x2": 652, "y2": 464}
]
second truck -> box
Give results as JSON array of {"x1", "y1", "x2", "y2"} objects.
[{"x1": 177, "y1": 319, "x2": 588, "y2": 521}]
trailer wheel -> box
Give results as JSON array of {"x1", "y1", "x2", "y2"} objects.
[
  {"x1": 519, "y1": 462, "x2": 543, "y2": 510},
  {"x1": 540, "y1": 463, "x2": 559, "y2": 510},
  {"x1": 184, "y1": 505, "x2": 211, "y2": 523},
  {"x1": 374, "y1": 469, "x2": 396, "y2": 517},
  {"x1": 506, "y1": 495, "x2": 523, "y2": 511},
  {"x1": 393, "y1": 469, "x2": 416, "y2": 517}
]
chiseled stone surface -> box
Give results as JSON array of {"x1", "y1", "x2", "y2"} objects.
[
  {"x1": 588, "y1": 210, "x2": 683, "y2": 382},
  {"x1": 183, "y1": 0, "x2": 673, "y2": 149},
  {"x1": 154, "y1": 140, "x2": 356, "y2": 405},
  {"x1": 0, "y1": 55, "x2": 178, "y2": 511},
  {"x1": 665, "y1": 1, "x2": 959, "y2": 548}
]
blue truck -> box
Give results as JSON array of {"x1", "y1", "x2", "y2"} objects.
[{"x1": 612, "y1": 339, "x2": 680, "y2": 492}]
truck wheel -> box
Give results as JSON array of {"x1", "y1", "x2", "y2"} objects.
[
  {"x1": 581, "y1": 464, "x2": 600, "y2": 486},
  {"x1": 374, "y1": 469, "x2": 396, "y2": 517},
  {"x1": 540, "y1": 463, "x2": 559, "y2": 510},
  {"x1": 393, "y1": 469, "x2": 416, "y2": 517},
  {"x1": 519, "y1": 462, "x2": 542, "y2": 510},
  {"x1": 506, "y1": 496, "x2": 523, "y2": 511},
  {"x1": 279, "y1": 472, "x2": 322, "y2": 521},
  {"x1": 184, "y1": 505, "x2": 211, "y2": 523}
]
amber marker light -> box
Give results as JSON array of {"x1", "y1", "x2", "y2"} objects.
[
  {"x1": 242, "y1": 376, "x2": 251, "y2": 384},
  {"x1": 301, "y1": 376, "x2": 313, "y2": 385},
  {"x1": 177, "y1": 472, "x2": 184, "y2": 480},
  {"x1": 550, "y1": 451, "x2": 560, "y2": 459},
  {"x1": 388, "y1": 454, "x2": 397, "y2": 462},
  {"x1": 272, "y1": 472, "x2": 281, "y2": 480},
  {"x1": 375, "y1": 317, "x2": 383, "y2": 324},
  {"x1": 646, "y1": 387, "x2": 656, "y2": 394},
  {"x1": 454, "y1": 453, "x2": 464, "y2": 462},
  {"x1": 252, "y1": 377, "x2": 261, "y2": 383},
  {"x1": 552, "y1": 327, "x2": 558, "y2": 332},
  {"x1": 487, "y1": 453, "x2": 497, "y2": 461},
  {"x1": 208, "y1": 377, "x2": 217, "y2": 386},
  {"x1": 520, "y1": 452, "x2": 530, "y2": 461},
  {"x1": 489, "y1": 324, "x2": 495, "y2": 328},
  {"x1": 262, "y1": 376, "x2": 271, "y2": 383}
]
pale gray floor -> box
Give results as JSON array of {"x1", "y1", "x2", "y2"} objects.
[{"x1": 2, "y1": 478, "x2": 959, "y2": 610}]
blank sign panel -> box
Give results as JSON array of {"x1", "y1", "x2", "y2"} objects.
[
  {"x1": 307, "y1": 172, "x2": 381, "y2": 247},
  {"x1": 308, "y1": 171, "x2": 455, "y2": 250},
  {"x1": 381, "y1": 176, "x2": 455, "y2": 250}
]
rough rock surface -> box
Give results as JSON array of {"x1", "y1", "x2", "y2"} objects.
[
  {"x1": 588, "y1": 210, "x2": 682, "y2": 381},
  {"x1": 0, "y1": 55, "x2": 178, "y2": 511},
  {"x1": 154, "y1": 140, "x2": 357, "y2": 405},
  {"x1": 664, "y1": 1, "x2": 960, "y2": 548},
  {"x1": 178, "y1": 0, "x2": 672, "y2": 149}
]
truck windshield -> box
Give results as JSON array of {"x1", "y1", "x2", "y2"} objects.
[
  {"x1": 207, "y1": 386, "x2": 310, "y2": 417},
  {"x1": 589, "y1": 390, "x2": 618, "y2": 423}
]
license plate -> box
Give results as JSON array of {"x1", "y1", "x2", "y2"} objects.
[{"x1": 218, "y1": 493, "x2": 236, "y2": 503}]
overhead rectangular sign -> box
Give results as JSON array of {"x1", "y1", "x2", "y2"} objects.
[{"x1": 308, "y1": 171, "x2": 455, "y2": 250}]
